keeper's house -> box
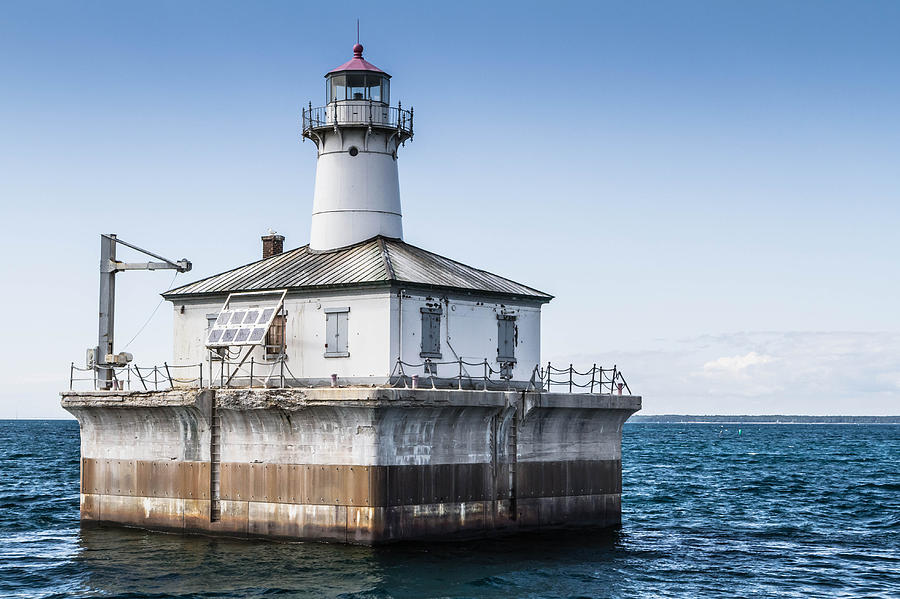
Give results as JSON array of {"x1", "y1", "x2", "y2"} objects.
[{"x1": 164, "y1": 235, "x2": 551, "y2": 387}]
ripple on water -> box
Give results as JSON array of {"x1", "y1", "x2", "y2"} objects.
[{"x1": 0, "y1": 420, "x2": 898, "y2": 598}]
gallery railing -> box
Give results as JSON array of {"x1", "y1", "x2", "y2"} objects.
[{"x1": 302, "y1": 101, "x2": 413, "y2": 137}]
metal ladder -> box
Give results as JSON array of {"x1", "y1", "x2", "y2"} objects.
[
  {"x1": 508, "y1": 402, "x2": 519, "y2": 520},
  {"x1": 209, "y1": 395, "x2": 221, "y2": 522}
]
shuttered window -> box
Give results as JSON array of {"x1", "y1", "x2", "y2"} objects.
[
  {"x1": 265, "y1": 312, "x2": 286, "y2": 356},
  {"x1": 324, "y1": 307, "x2": 350, "y2": 357},
  {"x1": 420, "y1": 306, "x2": 442, "y2": 358},
  {"x1": 497, "y1": 315, "x2": 517, "y2": 363}
]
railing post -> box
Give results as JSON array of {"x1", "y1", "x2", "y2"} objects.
[
  {"x1": 569, "y1": 364, "x2": 573, "y2": 393},
  {"x1": 611, "y1": 365, "x2": 617, "y2": 395},
  {"x1": 483, "y1": 359, "x2": 489, "y2": 391},
  {"x1": 250, "y1": 357, "x2": 254, "y2": 389},
  {"x1": 153, "y1": 367, "x2": 159, "y2": 391},
  {"x1": 458, "y1": 358, "x2": 463, "y2": 390},
  {"x1": 199, "y1": 363, "x2": 203, "y2": 389},
  {"x1": 280, "y1": 357, "x2": 285, "y2": 388},
  {"x1": 164, "y1": 362, "x2": 173, "y2": 389},
  {"x1": 590, "y1": 363, "x2": 596, "y2": 394},
  {"x1": 134, "y1": 365, "x2": 147, "y2": 391},
  {"x1": 546, "y1": 361, "x2": 551, "y2": 392},
  {"x1": 69, "y1": 362, "x2": 74, "y2": 390},
  {"x1": 127, "y1": 365, "x2": 131, "y2": 391}
]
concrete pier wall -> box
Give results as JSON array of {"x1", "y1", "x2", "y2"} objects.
[{"x1": 62, "y1": 388, "x2": 640, "y2": 544}]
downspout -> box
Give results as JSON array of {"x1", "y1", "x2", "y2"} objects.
[{"x1": 398, "y1": 289, "x2": 404, "y2": 367}]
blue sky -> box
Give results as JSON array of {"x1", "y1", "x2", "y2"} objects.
[{"x1": 2, "y1": 1, "x2": 899, "y2": 417}]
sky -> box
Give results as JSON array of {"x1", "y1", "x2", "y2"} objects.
[{"x1": 1, "y1": 0, "x2": 898, "y2": 417}]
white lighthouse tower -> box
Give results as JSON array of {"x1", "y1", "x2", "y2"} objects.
[{"x1": 303, "y1": 43, "x2": 413, "y2": 250}]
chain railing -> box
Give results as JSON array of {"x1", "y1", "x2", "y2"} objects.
[
  {"x1": 388, "y1": 357, "x2": 515, "y2": 391},
  {"x1": 69, "y1": 356, "x2": 291, "y2": 392},
  {"x1": 302, "y1": 101, "x2": 413, "y2": 137},
  {"x1": 539, "y1": 363, "x2": 631, "y2": 395},
  {"x1": 69, "y1": 362, "x2": 204, "y2": 391},
  {"x1": 388, "y1": 359, "x2": 631, "y2": 394},
  {"x1": 69, "y1": 357, "x2": 632, "y2": 395}
]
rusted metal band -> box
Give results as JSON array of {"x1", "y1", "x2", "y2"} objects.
[{"x1": 81, "y1": 458, "x2": 621, "y2": 507}]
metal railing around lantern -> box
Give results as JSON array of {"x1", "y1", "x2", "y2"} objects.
[{"x1": 302, "y1": 101, "x2": 413, "y2": 138}]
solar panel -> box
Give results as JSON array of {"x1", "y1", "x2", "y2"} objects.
[{"x1": 205, "y1": 290, "x2": 287, "y2": 348}]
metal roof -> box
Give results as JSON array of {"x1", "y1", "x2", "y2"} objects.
[
  {"x1": 326, "y1": 44, "x2": 389, "y2": 76},
  {"x1": 163, "y1": 237, "x2": 552, "y2": 302}
]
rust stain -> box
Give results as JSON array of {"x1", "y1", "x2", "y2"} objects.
[{"x1": 81, "y1": 458, "x2": 621, "y2": 509}]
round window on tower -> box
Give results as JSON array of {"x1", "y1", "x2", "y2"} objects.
[{"x1": 348, "y1": 146, "x2": 359, "y2": 157}]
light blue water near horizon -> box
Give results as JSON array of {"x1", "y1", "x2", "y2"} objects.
[{"x1": 1, "y1": 421, "x2": 897, "y2": 598}]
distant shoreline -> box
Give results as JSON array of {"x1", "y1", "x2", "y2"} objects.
[{"x1": 629, "y1": 415, "x2": 900, "y2": 424}]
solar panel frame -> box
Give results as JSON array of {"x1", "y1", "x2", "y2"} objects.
[{"x1": 205, "y1": 289, "x2": 287, "y2": 348}]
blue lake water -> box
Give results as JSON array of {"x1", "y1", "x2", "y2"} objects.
[{"x1": 1, "y1": 420, "x2": 897, "y2": 598}]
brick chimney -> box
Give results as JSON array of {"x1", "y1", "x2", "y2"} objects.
[{"x1": 261, "y1": 233, "x2": 285, "y2": 259}]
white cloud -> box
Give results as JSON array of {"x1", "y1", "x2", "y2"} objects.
[
  {"x1": 548, "y1": 331, "x2": 900, "y2": 415},
  {"x1": 701, "y1": 351, "x2": 775, "y2": 376}
]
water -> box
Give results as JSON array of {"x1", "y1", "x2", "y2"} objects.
[{"x1": 1, "y1": 420, "x2": 898, "y2": 598}]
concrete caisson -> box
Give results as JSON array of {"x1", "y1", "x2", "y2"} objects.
[{"x1": 63, "y1": 387, "x2": 639, "y2": 544}]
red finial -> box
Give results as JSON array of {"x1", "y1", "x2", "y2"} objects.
[{"x1": 353, "y1": 43, "x2": 363, "y2": 58}]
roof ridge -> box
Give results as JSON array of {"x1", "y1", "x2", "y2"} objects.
[
  {"x1": 306, "y1": 235, "x2": 397, "y2": 255},
  {"x1": 385, "y1": 238, "x2": 551, "y2": 298},
  {"x1": 377, "y1": 237, "x2": 396, "y2": 280},
  {"x1": 163, "y1": 244, "x2": 309, "y2": 297},
  {"x1": 163, "y1": 235, "x2": 552, "y2": 302}
]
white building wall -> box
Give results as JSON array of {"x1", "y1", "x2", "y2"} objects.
[
  {"x1": 390, "y1": 291, "x2": 542, "y2": 382},
  {"x1": 171, "y1": 289, "x2": 394, "y2": 384},
  {"x1": 170, "y1": 287, "x2": 542, "y2": 384}
]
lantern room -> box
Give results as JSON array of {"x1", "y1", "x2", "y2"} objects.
[{"x1": 325, "y1": 43, "x2": 390, "y2": 104}]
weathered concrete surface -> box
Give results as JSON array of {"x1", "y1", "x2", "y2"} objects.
[{"x1": 62, "y1": 387, "x2": 640, "y2": 544}]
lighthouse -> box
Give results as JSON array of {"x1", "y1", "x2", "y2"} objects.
[
  {"x1": 304, "y1": 44, "x2": 412, "y2": 250},
  {"x1": 61, "y1": 41, "x2": 640, "y2": 545}
]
